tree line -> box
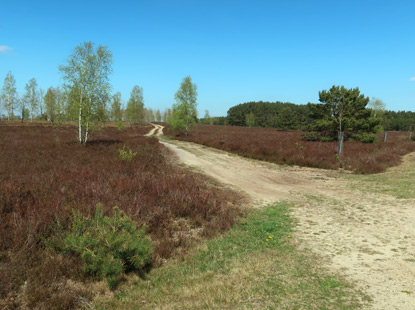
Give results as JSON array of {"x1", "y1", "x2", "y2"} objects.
[
  {"x1": 227, "y1": 101, "x2": 311, "y2": 129},
  {"x1": 1, "y1": 42, "x2": 176, "y2": 144},
  {"x1": 2, "y1": 41, "x2": 413, "y2": 143},
  {"x1": 226, "y1": 94, "x2": 415, "y2": 133},
  {"x1": 0, "y1": 72, "x2": 172, "y2": 124}
]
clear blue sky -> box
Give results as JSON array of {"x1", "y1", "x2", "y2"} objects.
[{"x1": 1, "y1": 0, "x2": 414, "y2": 116}]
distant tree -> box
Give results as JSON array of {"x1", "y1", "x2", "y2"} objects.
[
  {"x1": 23, "y1": 108, "x2": 29, "y2": 120},
  {"x1": 59, "y1": 41, "x2": 113, "y2": 144},
  {"x1": 1, "y1": 71, "x2": 17, "y2": 121},
  {"x1": 227, "y1": 101, "x2": 309, "y2": 128},
  {"x1": 162, "y1": 108, "x2": 172, "y2": 122},
  {"x1": 169, "y1": 76, "x2": 198, "y2": 135},
  {"x1": 368, "y1": 97, "x2": 386, "y2": 119},
  {"x1": 203, "y1": 109, "x2": 213, "y2": 124},
  {"x1": 144, "y1": 108, "x2": 154, "y2": 122},
  {"x1": 111, "y1": 92, "x2": 123, "y2": 121},
  {"x1": 155, "y1": 109, "x2": 162, "y2": 122},
  {"x1": 276, "y1": 107, "x2": 296, "y2": 130},
  {"x1": 44, "y1": 87, "x2": 57, "y2": 122},
  {"x1": 38, "y1": 88, "x2": 45, "y2": 119},
  {"x1": 23, "y1": 78, "x2": 39, "y2": 122},
  {"x1": 17, "y1": 96, "x2": 26, "y2": 122},
  {"x1": 245, "y1": 112, "x2": 255, "y2": 127},
  {"x1": 55, "y1": 87, "x2": 67, "y2": 124},
  {"x1": 125, "y1": 86, "x2": 144, "y2": 122}
]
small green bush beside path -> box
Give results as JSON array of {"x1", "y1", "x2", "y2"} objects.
[{"x1": 48, "y1": 205, "x2": 152, "y2": 289}]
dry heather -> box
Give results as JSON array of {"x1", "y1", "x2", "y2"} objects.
[
  {"x1": 165, "y1": 124, "x2": 415, "y2": 173},
  {"x1": 0, "y1": 123, "x2": 243, "y2": 309}
]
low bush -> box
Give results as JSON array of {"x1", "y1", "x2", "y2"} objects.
[
  {"x1": 320, "y1": 136, "x2": 334, "y2": 142},
  {"x1": 49, "y1": 205, "x2": 152, "y2": 289},
  {"x1": 116, "y1": 121, "x2": 126, "y2": 131},
  {"x1": 302, "y1": 131, "x2": 320, "y2": 141},
  {"x1": 118, "y1": 145, "x2": 137, "y2": 161},
  {"x1": 350, "y1": 133, "x2": 378, "y2": 143}
]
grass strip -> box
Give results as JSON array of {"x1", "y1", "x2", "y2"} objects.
[{"x1": 96, "y1": 203, "x2": 369, "y2": 310}]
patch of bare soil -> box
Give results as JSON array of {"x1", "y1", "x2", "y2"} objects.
[{"x1": 148, "y1": 124, "x2": 415, "y2": 310}]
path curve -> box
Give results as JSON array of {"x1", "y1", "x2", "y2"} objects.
[
  {"x1": 146, "y1": 123, "x2": 415, "y2": 310},
  {"x1": 144, "y1": 123, "x2": 163, "y2": 137}
]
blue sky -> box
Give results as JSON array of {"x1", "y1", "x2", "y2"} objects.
[{"x1": 1, "y1": 0, "x2": 414, "y2": 116}]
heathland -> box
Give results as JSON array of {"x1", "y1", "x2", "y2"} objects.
[
  {"x1": 166, "y1": 123, "x2": 415, "y2": 174},
  {"x1": 2, "y1": 122, "x2": 415, "y2": 309},
  {"x1": 0, "y1": 122, "x2": 243, "y2": 309}
]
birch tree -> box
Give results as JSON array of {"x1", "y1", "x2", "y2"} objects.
[
  {"x1": 17, "y1": 95, "x2": 26, "y2": 122},
  {"x1": 125, "y1": 85, "x2": 144, "y2": 122},
  {"x1": 169, "y1": 76, "x2": 198, "y2": 135},
  {"x1": 38, "y1": 88, "x2": 45, "y2": 118},
  {"x1": 1, "y1": 71, "x2": 17, "y2": 121},
  {"x1": 23, "y1": 78, "x2": 39, "y2": 122},
  {"x1": 111, "y1": 92, "x2": 123, "y2": 121},
  {"x1": 155, "y1": 109, "x2": 162, "y2": 122},
  {"x1": 59, "y1": 41, "x2": 113, "y2": 144},
  {"x1": 368, "y1": 97, "x2": 386, "y2": 119},
  {"x1": 44, "y1": 87, "x2": 57, "y2": 123},
  {"x1": 55, "y1": 87, "x2": 67, "y2": 124}
]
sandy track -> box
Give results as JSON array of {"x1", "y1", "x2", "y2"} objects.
[
  {"x1": 147, "y1": 124, "x2": 415, "y2": 310},
  {"x1": 144, "y1": 123, "x2": 163, "y2": 136}
]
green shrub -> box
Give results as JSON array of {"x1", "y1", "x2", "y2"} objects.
[
  {"x1": 49, "y1": 205, "x2": 152, "y2": 289},
  {"x1": 118, "y1": 145, "x2": 137, "y2": 161},
  {"x1": 302, "y1": 132, "x2": 320, "y2": 141},
  {"x1": 350, "y1": 133, "x2": 378, "y2": 143},
  {"x1": 410, "y1": 135, "x2": 415, "y2": 141},
  {"x1": 320, "y1": 136, "x2": 334, "y2": 142},
  {"x1": 116, "y1": 121, "x2": 126, "y2": 131}
]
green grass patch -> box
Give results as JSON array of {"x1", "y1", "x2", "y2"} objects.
[
  {"x1": 345, "y1": 157, "x2": 415, "y2": 199},
  {"x1": 95, "y1": 203, "x2": 368, "y2": 309}
]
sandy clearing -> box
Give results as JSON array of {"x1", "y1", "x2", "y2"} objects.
[{"x1": 148, "y1": 124, "x2": 415, "y2": 310}]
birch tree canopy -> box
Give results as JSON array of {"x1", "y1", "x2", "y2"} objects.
[
  {"x1": 1, "y1": 71, "x2": 17, "y2": 121},
  {"x1": 169, "y1": 76, "x2": 198, "y2": 135},
  {"x1": 59, "y1": 41, "x2": 113, "y2": 144}
]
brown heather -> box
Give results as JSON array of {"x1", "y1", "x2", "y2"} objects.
[
  {"x1": 166, "y1": 124, "x2": 415, "y2": 174},
  {"x1": 0, "y1": 122, "x2": 243, "y2": 309}
]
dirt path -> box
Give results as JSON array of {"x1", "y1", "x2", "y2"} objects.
[
  {"x1": 148, "y1": 124, "x2": 415, "y2": 310},
  {"x1": 144, "y1": 123, "x2": 163, "y2": 137}
]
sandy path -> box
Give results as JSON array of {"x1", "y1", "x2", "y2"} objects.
[
  {"x1": 147, "y1": 124, "x2": 415, "y2": 310},
  {"x1": 144, "y1": 123, "x2": 163, "y2": 136}
]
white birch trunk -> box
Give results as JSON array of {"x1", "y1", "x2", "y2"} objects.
[
  {"x1": 79, "y1": 85, "x2": 84, "y2": 144},
  {"x1": 85, "y1": 120, "x2": 89, "y2": 144}
]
